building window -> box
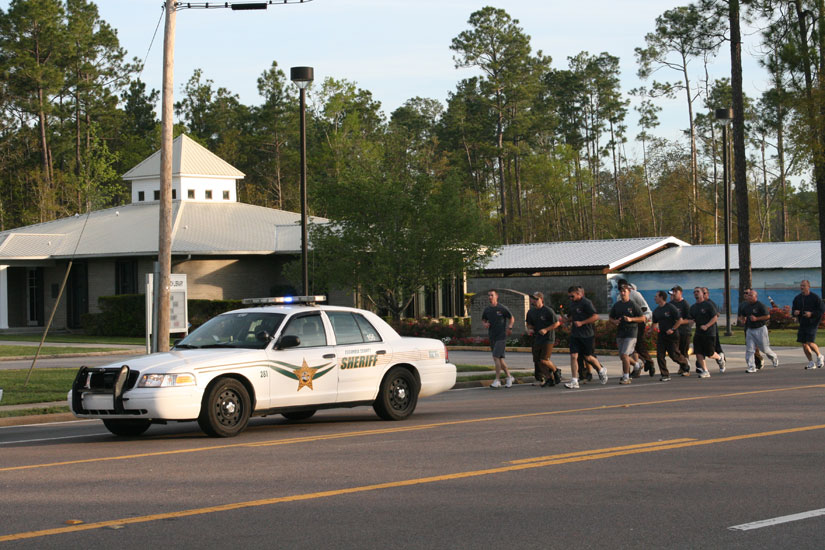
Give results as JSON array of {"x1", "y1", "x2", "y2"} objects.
[
  {"x1": 115, "y1": 260, "x2": 138, "y2": 295},
  {"x1": 223, "y1": 190, "x2": 230, "y2": 200},
  {"x1": 188, "y1": 189, "x2": 195, "y2": 199},
  {"x1": 172, "y1": 189, "x2": 177, "y2": 199},
  {"x1": 154, "y1": 190, "x2": 160, "y2": 200},
  {"x1": 205, "y1": 190, "x2": 212, "y2": 200},
  {"x1": 138, "y1": 191, "x2": 145, "y2": 201}
]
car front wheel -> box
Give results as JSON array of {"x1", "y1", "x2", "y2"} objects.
[
  {"x1": 373, "y1": 366, "x2": 418, "y2": 421},
  {"x1": 198, "y1": 378, "x2": 251, "y2": 437}
]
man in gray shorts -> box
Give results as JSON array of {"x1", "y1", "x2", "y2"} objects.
[
  {"x1": 609, "y1": 284, "x2": 645, "y2": 384},
  {"x1": 481, "y1": 289, "x2": 515, "y2": 388}
]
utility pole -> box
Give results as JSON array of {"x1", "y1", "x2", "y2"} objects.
[{"x1": 157, "y1": 0, "x2": 176, "y2": 352}]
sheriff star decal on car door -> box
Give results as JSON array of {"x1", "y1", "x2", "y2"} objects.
[{"x1": 271, "y1": 359, "x2": 334, "y2": 391}]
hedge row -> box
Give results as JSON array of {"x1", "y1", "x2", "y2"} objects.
[{"x1": 81, "y1": 295, "x2": 243, "y2": 336}]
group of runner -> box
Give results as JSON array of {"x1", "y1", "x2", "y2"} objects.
[{"x1": 480, "y1": 280, "x2": 825, "y2": 389}]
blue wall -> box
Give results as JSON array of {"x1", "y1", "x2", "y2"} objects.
[{"x1": 609, "y1": 269, "x2": 821, "y2": 311}]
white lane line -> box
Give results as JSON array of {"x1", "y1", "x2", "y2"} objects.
[{"x1": 729, "y1": 508, "x2": 825, "y2": 531}]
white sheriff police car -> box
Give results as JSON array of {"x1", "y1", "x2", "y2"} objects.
[{"x1": 68, "y1": 297, "x2": 457, "y2": 437}]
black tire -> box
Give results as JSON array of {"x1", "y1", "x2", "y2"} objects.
[
  {"x1": 102, "y1": 419, "x2": 151, "y2": 437},
  {"x1": 198, "y1": 378, "x2": 251, "y2": 437},
  {"x1": 373, "y1": 366, "x2": 418, "y2": 421},
  {"x1": 281, "y1": 410, "x2": 316, "y2": 421}
]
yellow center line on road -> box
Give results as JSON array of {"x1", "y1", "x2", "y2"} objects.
[
  {"x1": 2, "y1": 384, "x2": 823, "y2": 473},
  {"x1": 508, "y1": 438, "x2": 697, "y2": 464},
  {"x1": 2, "y1": 423, "x2": 824, "y2": 543}
]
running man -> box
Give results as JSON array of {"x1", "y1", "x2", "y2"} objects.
[
  {"x1": 738, "y1": 288, "x2": 780, "y2": 373},
  {"x1": 702, "y1": 287, "x2": 727, "y2": 372},
  {"x1": 562, "y1": 286, "x2": 607, "y2": 389},
  {"x1": 651, "y1": 291, "x2": 689, "y2": 381},
  {"x1": 688, "y1": 287, "x2": 723, "y2": 378},
  {"x1": 669, "y1": 285, "x2": 692, "y2": 375},
  {"x1": 609, "y1": 284, "x2": 645, "y2": 384},
  {"x1": 792, "y1": 280, "x2": 824, "y2": 370},
  {"x1": 525, "y1": 291, "x2": 562, "y2": 387},
  {"x1": 481, "y1": 290, "x2": 515, "y2": 388}
]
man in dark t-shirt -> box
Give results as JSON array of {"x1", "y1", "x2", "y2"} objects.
[
  {"x1": 609, "y1": 285, "x2": 644, "y2": 384},
  {"x1": 669, "y1": 285, "x2": 692, "y2": 373},
  {"x1": 481, "y1": 290, "x2": 515, "y2": 388},
  {"x1": 525, "y1": 291, "x2": 561, "y2": 387},
  {"x1": 562, "y1": 285, "x2": 607, "y2": 389},
  {"x1": 792, "y1": 279, "x2": 824, "y2": 369},
  {"x1": 738, "y1": 288, "x2": 779, "y2": 373},
  {"x1": 652, "y1": 291, "x2": 689, "y2": 380},
  {"x1": 688, "y1": 287, "x2": 723, "y2": 378}
]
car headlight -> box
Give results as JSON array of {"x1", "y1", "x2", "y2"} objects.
[{"x1": 138, "y1": 373, "x2": 196, "y2": 387}]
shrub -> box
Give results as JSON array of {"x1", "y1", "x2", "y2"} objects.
[
  {"x1": 768, "y1": 306, "x2": 794, "y2": 330},
  {"x1": 390, "y1": 317, "x2": 471, "y2": 342},
  {"x1": 81, "y1": 294, "x2": 145, "y2": 336}
]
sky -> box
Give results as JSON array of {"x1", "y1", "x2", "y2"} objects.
[{"x1": 5, "y1": 1, "x2": 769, "y2": 158}]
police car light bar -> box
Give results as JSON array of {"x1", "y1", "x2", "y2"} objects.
[{"x1": 242, "y1": 295, "x2": 327, "y2": 305}]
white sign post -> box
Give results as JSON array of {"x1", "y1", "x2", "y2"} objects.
[{"x1": 146, "y1": 273, "x2": 188, "y2": 353}]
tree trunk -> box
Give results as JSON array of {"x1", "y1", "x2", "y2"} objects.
[{"x1": 730, "y1": 0, "x2": 752, "y2": 300}]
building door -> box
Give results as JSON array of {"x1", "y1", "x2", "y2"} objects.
[
  {"x1": 67, "y1": 262, "x2": 88, "y2": 329},
  {"x1": 26, "y1": 268, "x2": 44, "y2": 326}
]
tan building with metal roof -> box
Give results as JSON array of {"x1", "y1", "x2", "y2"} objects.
[{"x1": 0, "y1": 135, "x2": 327, "y2": 330}]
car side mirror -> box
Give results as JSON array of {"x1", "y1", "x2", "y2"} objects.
[{"x1": 277, "y1": 334, "x2": 301, "y2": 349}]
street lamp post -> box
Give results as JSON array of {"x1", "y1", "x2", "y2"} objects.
[
  {"x1": 716, "y1": 107, "x2": 734, "y2": 336},
  {"x1": 291, "y1": 66, "x2": 314, "y2": 296}
]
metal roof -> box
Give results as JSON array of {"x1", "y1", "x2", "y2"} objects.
[
  {"x1": 622, "y1": 241, "x2": 821, "y2": 272},
  {"x1": 122, "y1": 134, "x2": 245, "y2": 180},
  {"x1": 0, "y1": 202, "x2": 327, "y2": 260},
  {"x1": 480, "y1": 237, "x2": 689, "y2": 273}
]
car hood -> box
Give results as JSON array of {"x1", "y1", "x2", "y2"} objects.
[{"x1": 99, "y1": 348, "x2": 267, "y2": 374}]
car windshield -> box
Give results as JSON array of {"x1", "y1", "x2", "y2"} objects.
[{"x1": 176, "y1": 312, "x2": 285, "y2": 350}]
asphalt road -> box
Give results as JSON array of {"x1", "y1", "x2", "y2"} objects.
[{"x1": 1, "y1": 366, "x2": 824, "y2": 549}]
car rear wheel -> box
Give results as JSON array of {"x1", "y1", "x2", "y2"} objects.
[
  {"x1": 281, "y1": 410, "x2": 316, "y2": 421},
  {"x1": 102, "y1": 419, "x2": 151, "y2": 437},
  {"x1": 373, "y1": 366, "x2": 418, "y2": 421},
  {"x1": 198, "y1": 378, "x2": 251, "y2": 437}
]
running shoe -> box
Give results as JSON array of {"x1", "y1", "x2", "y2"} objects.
[
  {"x1": 718, "y1": 353, "x2": 726, "y2": 373},
  {"x1": 806, "y1": 360, "x2": 816, "y2": 370},
  {"x1": 598, "y1": 368, "x2": 608, "y2": 384},
  {"x1": 660, "y1": 375, "x2": 671, "y2": 382},
  {"x1": 771, "y1": 356, "x2": 780, "y2": 368},
  {"x1": 564, "y1": 380, "x2": 580, "y2": 389},
  {"x1": 490, "y1": 379, "x2": 502, "y2": 388},
  {"x1": 553, "y1": 370, "x2": 562, "y2": 385},
  {"x1": 680, "y1": 369, "x2": 691, "y2": 377},
  {"x1": 505, "y1": 375, "x2": 514, "y2": 388},
  {"x1": 818, "y1": 354, "x2": 824, "y2": 368},
  {"x1": 746, "y1": 366, "x2": 757, "y2": 373},
  {"x1": 699, "y1": 369, "x2": 711, "y2": 379},
  {"x1": 619, "y1": 376, "x2": 631, "y2": 385}
]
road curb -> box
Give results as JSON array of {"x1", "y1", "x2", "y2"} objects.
[{"x1": 0, "y1": 412, "x2": 75, "y2": 427}]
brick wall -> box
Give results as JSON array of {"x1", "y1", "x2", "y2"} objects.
[{"x1": 470, "y1": 288, "x2": 529, "y2": 337}]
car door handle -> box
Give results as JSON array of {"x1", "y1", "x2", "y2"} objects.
[
  {"x1": 323, "y1": 353, "x2": 336, "y2": 359},
  {"x1": 376, "y1": 350, "x2": 387, "y2": 355}
]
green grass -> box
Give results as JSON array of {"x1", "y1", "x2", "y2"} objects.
[
  {"x1": 0, "y1": 345, "x2": 128, "y2": 357},
  {"x1": 0, "y1": 406, "x2": 70, "y2": 418},
  {"x1": 0, "y1": 334, "x2": 145, "y2": 345},
  {"x1": 455, "y1": 364, "x2": 494, "y2": 372},
  {"x1": 717, "y1": 327, "x2": 824, "y2": 347},
  {"x1": 0, "y1": 368, "x2": 77, "y2": 406}
]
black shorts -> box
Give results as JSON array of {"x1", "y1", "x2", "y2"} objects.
[
  {"x1": 532, "y1": 340, "x2": 553, "y2": 363},
  {"x1": 692, "y1": 332, "x2": 716, "y2": 357},
  {"x1": 797, "y1": 325, "x2": 818, "y2": 344},
  {"x1": 569, "y1": 335, "x2": 595, "y2": 356}
]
